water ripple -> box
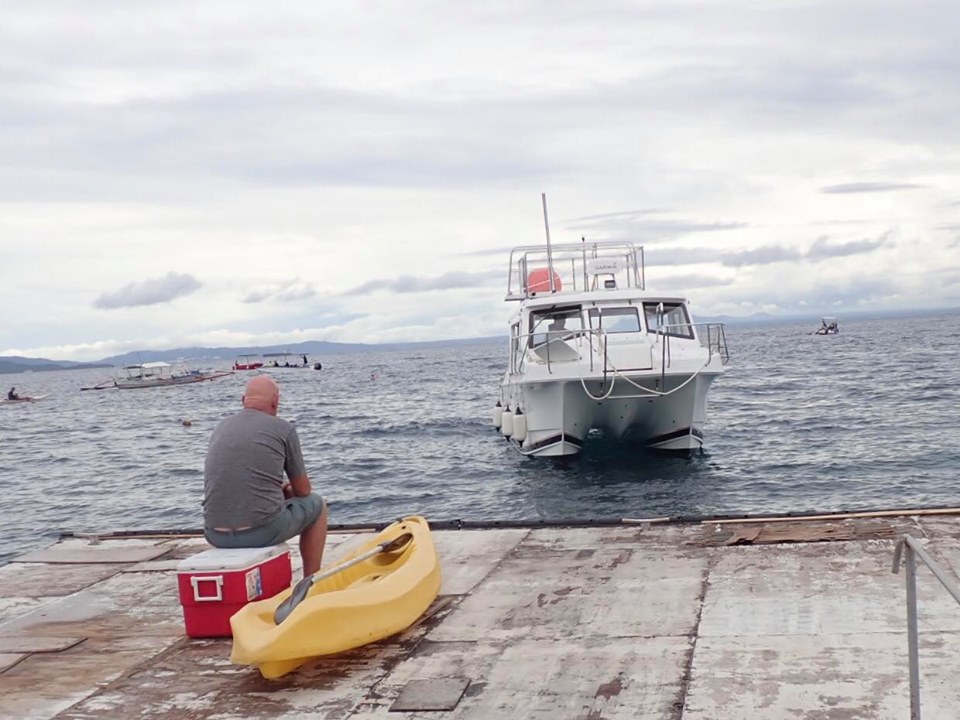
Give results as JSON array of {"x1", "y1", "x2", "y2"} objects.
[{"x1": 3, "y1": 313, "x2": 960, "y2": 564}]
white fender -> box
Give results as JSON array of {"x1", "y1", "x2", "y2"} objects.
[
  {"x1": 512, "y1": 409, "x2": 527, "y2": 442},
  {"x1": 500, "y1": 409, "x2": 514, "y2": 437},
  {"x1": 493, "y1": 402, "x2": 504, "y2": 428}
]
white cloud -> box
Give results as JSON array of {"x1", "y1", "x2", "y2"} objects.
[
  {"x1": 820, "y1": 182, "x2": 926, "y2": 194},
  {"x1": 93, "y1": 272, "x2": 202, "y2": 309},
  {"x1": 2, "y1": 1, "x2": 960, "y2": 360},
  {"x1": 243, "y1": 280, "x2": 317, "y2": 304}
]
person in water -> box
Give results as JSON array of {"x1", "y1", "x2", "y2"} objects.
[
  {"x1": 202, "y1": 375, "x2": 328, "y2": 575},
  {"x1": 7, "y1": 387, "x2": 18, "y2": 400}
]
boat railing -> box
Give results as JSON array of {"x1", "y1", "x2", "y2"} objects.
[
  {"x1": 891, "y1": 536, "x2": 960, "y2": 719},
  {"x1": 505, "y1": 240, "x2": 645, "y2": 301},
  {"x1": 656, "y1": 322, "x2": 729, "y2": 370},
  {"x1": 512, "y1": 327, "x2": 606, "y2": 376},
  {"x1": 511, "y1": 322, "x2": 728, "y2": 380}
]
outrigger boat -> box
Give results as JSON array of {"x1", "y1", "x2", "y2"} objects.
[
  {"x1": 82, "y1": 362, "x2": 233, "y2": 390},
  {"x1": 230, "y1": 516, "x2": 441, "y2": 679},
  {"x1": 262, "y1": 352, "x2": 314, "y2": 369},
  {"x1": 493, "y1": 196, "x2": 729, "y2": 457}
]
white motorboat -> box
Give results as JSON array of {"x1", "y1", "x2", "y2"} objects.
[
  {"x1": 814, "y1": 317, "x2": 840, "y2": 335},
  {"x1": 493, "y1": 215, "x2": 729, "y2": 457}
]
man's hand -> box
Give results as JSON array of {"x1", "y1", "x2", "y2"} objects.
[{"x1": 282, "y1": 482, "x2": 294, "y2": 499}]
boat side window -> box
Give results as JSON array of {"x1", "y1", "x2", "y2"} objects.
[
  {"x1": 643, "y1": 302, "x2": 693, "y2": 339},
  {"x1": 529, "y1": 307, "x2": 582, "y2": 347},
  {"x1": 587, "y1": 306, "x2": 640, "y2": 334}
]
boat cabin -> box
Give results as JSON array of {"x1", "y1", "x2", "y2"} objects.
[{"x1": 525, "y1": 299, "x2": 693, "y2": 348}]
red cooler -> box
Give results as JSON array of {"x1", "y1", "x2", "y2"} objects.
[{"x1": 176, "y1": 545, "x2": 292, "y2": 638}]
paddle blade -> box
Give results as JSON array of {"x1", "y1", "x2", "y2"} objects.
[{"x1": 274, "y1": 574, "x2": 314, "y2": 625}]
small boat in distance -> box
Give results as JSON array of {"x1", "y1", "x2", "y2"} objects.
[
  {"x1": 82, "y1": 362, "x2": 233, "y2": 390},
  {"x1": 233, "y1": 354, "x2": 264, "y2": 371},
  {"x1": 1, "y1": 393, "x2": 49, "y2": 405},
  {"x1": 815, "y1": 317, "x2": 840, "y2": 335},
  {"x1": 262, "y1": 352, "x2": 313, "y2": 369}
]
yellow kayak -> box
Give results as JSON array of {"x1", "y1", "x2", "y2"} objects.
[{"x1": 229, "y1": 515, "x2": 441, "y2": 679}]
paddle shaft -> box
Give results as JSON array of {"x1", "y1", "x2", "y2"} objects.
[
  {"x1": 274, "y1": 532, "x2": 413, "y2": 624},
  {"x1": 312, "y1": 535, "x2": 407, "y2": 584}
]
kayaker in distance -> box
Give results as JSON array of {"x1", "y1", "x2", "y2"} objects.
[
  {"x1": 7, "y1": 387, "x2": 18, "y2": 400},
  {"x1": 202, "y1": 375, "x2": 328, "y2": 575}
]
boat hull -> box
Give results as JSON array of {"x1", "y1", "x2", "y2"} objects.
[
  {"x1": 229, "y1": 516, "x2": 441, "y2": 679},
  {"x1": 114, "y1": 371, "x2": 233, "y2": 389},
  {"x1": 502, "y1": 371, "x2": 720, "y2": 457}
]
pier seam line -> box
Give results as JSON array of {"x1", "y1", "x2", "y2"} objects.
[{"x1": 672, "y1": 548, "x2": 716, "y2": 720}]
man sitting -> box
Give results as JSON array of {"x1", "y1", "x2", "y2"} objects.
[
  {"x1": 7, "y1": 387, "x2": 18, "y2": 401},
  {"x1": 203, "y1": 376, "x2": 328, "y2": 575}
]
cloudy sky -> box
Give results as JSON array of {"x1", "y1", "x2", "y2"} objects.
[{"x1": 3, "y1": 1, "x2": 960, "y2": 361}]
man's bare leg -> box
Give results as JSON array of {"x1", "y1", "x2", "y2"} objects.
[{"x1": 300, "y1": 502, "x2": 328, "y2": 576}]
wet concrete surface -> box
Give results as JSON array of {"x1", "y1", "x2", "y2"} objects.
[{"x1": 1, "y1": 514, "x2": 959, "y2": 719}]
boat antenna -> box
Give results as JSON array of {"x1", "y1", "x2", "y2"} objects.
[
  {"x1": 581, "y1": 236, "x2": 588, "y2": 291},
  {"x1": 541, "y1": 192, "x2": 556, "y2": 293}
]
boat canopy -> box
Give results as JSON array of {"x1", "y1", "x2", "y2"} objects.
[{"x1": 124, "y1": 361, "x2": 171, "y2": 370}]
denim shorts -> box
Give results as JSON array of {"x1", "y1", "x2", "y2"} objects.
[{"x1": 204, "y1": 493, "x2": 325, "y2": 549}]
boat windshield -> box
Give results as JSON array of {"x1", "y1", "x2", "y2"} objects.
[
  {"x1": 643, "y1": 302, "x2": 693, "y2": 339},
  {"x1": 588, "y1": 306, "x2": 641, "y2": 334},
  {"x1": 529, "y1": 307, "x2": 582, "y2": 347}
]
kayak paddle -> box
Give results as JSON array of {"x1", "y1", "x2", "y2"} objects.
[{"x1": 274, "y1": 532, "x2": 414, "y2": 624}]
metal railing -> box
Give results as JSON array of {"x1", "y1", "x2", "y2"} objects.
[
  {"x1": 510, "y1": 322, "x2": 728, "y2": 382},
  {"x1": 891, "y1": 536, "x2": 960, "y2": 719},
  {"x1": 656, "y1": 322, "x2": 730, "y2": 369},
  {"x1": 511, "y1": 327, "x2": 604, "y2": 376},
  {"x1": 505, "y1": 240, "x2": 646, "y2": 301}
]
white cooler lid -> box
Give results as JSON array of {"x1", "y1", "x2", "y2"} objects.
[{"x1": 177, "y1": 545, "x2": 289, "y2": 572}]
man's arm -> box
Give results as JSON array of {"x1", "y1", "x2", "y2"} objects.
[
  {"x1": 284, "y1": 426, "x2": 312, "y2": 497},
  {"x1": 287, "y1": 474, "x2": 312, "y2": 497}
]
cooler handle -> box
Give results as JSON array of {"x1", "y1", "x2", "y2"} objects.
[{"x1": 191, "y1": 575, "x2": 224, "y2": 602}]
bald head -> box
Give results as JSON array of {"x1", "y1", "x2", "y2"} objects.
[{"x1": 242, "y1": 375, "x2": 280, "y2": 415}]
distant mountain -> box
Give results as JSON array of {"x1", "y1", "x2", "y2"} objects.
[
  {"x1": 0, "y1": 356, "x2": 112, "y2": 375},
  {"x1": 95, "y1": 336, "x2": 506, "y2": 366},
  {"x1": 698, "y1": 305, "x2": 960, "y2": 326}
]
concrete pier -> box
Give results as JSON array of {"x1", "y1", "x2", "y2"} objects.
[{"x1": 2, "y1": 512, "x2": 960, "y2": 719}]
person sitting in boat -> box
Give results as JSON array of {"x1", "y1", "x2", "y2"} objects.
[
  {"x1": 7, "y1": 387, "x2": 18, "y2": 400},
  {"x1": 202, "y1": 375, "x2": 328, "y2": 575}
]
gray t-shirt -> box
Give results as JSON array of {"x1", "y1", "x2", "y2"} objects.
[{"x1": 203, "y1": 408, "x2": 308, "y2": 529}]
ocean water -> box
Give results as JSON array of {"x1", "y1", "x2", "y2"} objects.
[{"x1": 3, "y1": 311, "x2": 960, "y2": 566}]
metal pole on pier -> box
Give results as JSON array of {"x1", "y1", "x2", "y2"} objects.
[{"x1": 541, "y1": 193, "x2": 556, "y2": 293}]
